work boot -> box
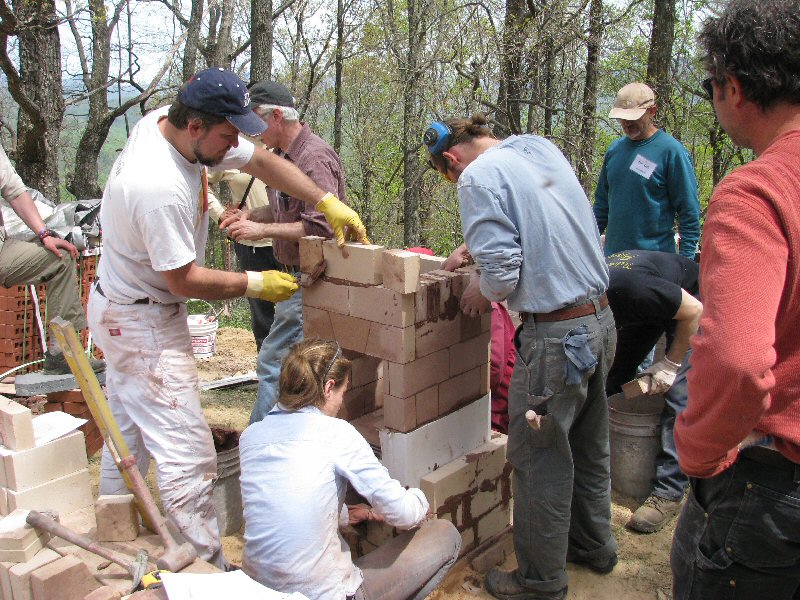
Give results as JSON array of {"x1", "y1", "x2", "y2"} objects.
[
  {"x1": 484, "y1": 568, "x2": 567, "y2": 600},
  {"x1": 42, "y1": 351, "x2": 106, "y2": 376},
  {"x1": 566, "y1": 549, "x2": 618, "y2": 574},
  {"x1": 627, "y1": 494, "x2": 683, "y2": 533}
]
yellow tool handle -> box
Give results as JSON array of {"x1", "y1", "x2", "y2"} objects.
[{"x1": 49, "y1": 317, "x2": 156, "y2": 532}]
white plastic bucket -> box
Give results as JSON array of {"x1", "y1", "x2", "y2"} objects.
[{"x1": 187, "y1": 314, "x2": 218, "y2": 359}]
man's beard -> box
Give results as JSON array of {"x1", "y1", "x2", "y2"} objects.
[{"x1": 192, "y1": 141, "x2": 225, "y2": 167}]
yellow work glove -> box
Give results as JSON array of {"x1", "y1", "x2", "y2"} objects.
[
  {"x1": 245, "y1": 271, "x2": 299, "y2": 302},
  {"x1": 316, "y1": 193, "x2": 370, "y2": 247}
]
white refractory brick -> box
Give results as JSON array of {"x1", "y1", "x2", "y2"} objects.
[
  {"x1": 83, "y1": 586, "x2": 122, "y2": 600},
  {"x1": 30, "y1": 555, "x2": 96, "y2": 600},
  {"x1": 0, "y1": 510, "x2": 50, "y2": 551},
  {"x1": 0, "y1": 533, "x2": 47, "y2": 563},
  {"x1": 6, "y1": 469, "x2": 93, "y2": 515},
  {"x1": 418, "y1": 255, "x2": 447, "y2": 274},
  {"x1": 0, "y1": 396, "x2": 35, "y2": 451},
  {"x1": 348, "y1": 285, "x2": 415, "y2": 328},
  {"x1": 414, "y1": 385, "x2": 439, "y2": 427},
  {"x1": 364, "y1": 322, "x2": 415, "y2": 364},
  {"x1": 322, "y1": 240, "x2": 385, "y2": 285},
  {"x1": 449, "y1": 331, "x2": 491, "y2": 377},
  {"x1": 420, "y1": 434, "x2": 508, "y2": 517},
  {"x1": 415, "y1": 314, "x2": 462, "y2": 358},
  {"x1": 95, "y1": 495, "x2": 139, "y2": 542},
  {"x1": 382, "y1": 394, "x2": 416, "y2": 433},
  {"x1": 439, "y1": 367, "x2": 483, "y2": 415},
  {"x1": 420, "y1": 454, "x2": 478, "y2": 512},
  {"x1": 348, "y1": 353, "x2": 383, "y2": 388},
  {"x1": 301, "y1": 278, "x2": 350, "y2": 315},
  {"x1": 9, "y1": 548, "x2": 61, "y2": 600},
  {"x1": 379, "y1": 393, "x2": 491, "y2": 488},
  {"x1": 476, "y1": 504, "x2": 512, "y2": 546},
  {"x1": 302, "y1": 306, "x2": 334, "y2": 339},
  {"x1": 3, "y1": 431, "x2": 88, "y2": 492},
  {"x1": 382, "y1": 250, "x2": 421, "y2": 294},
  {"x1": 387, "y1": 349, "x2": 450, "y2": 398},
  {"x1": 1, "y1": 560, "x2": 13, "y2": 600},
  {"x1": 299, "y1": 235, "x2": 325, "y2": 274}
]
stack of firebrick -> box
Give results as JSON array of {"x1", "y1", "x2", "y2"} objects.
[{"x1": 0, "y1": 253, "x2": 101, "y2": 376}]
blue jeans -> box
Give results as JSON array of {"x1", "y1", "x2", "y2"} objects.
[
  {"x1": 250, "y1": 285, "x2": 304, "y2": 424},
  {"x1": 671, "y1": 451, "x2": 800, "y2": 599},
  {"x1": 233, "y1": 243, "x2": 280, "y2": 352},
  {"x1": 651, "y1": 353, "x2": 690, "y2": 500},
  {"x1": 507, "y1": 303, "x2": 617, "y2": 594}
]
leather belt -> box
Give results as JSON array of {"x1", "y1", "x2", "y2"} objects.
[
  {"x1": 520, "y1": 293, "x2": 609, "y2": 323},
  {"x1": 95, "y1": 280, "x2": 155, "y2": 305}
]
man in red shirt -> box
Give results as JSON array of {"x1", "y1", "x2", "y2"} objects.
[{"x1": 671, "y1": 0, "x2": 800, "y2": 597}]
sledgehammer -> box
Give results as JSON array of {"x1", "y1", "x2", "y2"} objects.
[
  {"x1": 26, "y1": 510, "x2": 149, "y2": 593},
  {"x1": 115, "y1": 454, "x2": 198, "y2": 572}
]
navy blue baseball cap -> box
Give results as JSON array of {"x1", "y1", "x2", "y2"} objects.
[{"x1": 178, "y1": 68, "x2": 266, "y2": 136}]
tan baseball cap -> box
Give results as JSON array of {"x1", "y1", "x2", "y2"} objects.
[{"x1": 608, "y1": 82, "x2": 655, "y2": 120}]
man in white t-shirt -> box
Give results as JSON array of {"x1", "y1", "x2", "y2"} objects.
[{"x1": 88, "y1": 68, "x2": 367, "y2": 568}]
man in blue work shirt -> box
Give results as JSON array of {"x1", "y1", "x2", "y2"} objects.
[
  {"x1": 594, "y1": 82, "x2": 701, "y2": 259},
  {"x1": 424, "y1": 114, "x2": 617, "y2": 600}
]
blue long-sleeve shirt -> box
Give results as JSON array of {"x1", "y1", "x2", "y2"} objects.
[
  {"x1": 458, "y1": 135, "x2": 608, "y2": 314},
  {"x1": 594, "y1": 129, "x2": 700, "y2": 259}
]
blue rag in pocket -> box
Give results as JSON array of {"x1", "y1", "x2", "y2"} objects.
[{"x1": 562, "y1": 325, "x2": 598, "y2": 385}]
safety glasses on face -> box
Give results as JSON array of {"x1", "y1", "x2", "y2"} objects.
[{"x1": 426, "y1": 156, "x2": 451, "y2": 182}]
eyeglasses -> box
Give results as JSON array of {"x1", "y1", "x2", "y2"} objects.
[
  {"x1": 701, "y1": 78, "x2": 714, "y2": 101},
  {"x1": 427, "y1": 156, "x2": 452, "y2": 182}
]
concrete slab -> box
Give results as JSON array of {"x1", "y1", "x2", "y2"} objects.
[{"x1": 13, "y1": 371, "x2": 106, "y2": 397}]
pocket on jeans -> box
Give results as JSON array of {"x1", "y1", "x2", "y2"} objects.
[
  {"x1": 726, "y1": 480, "x2": 800, "y2": 568},
  {"x1": 156, "y1": 350, "x2": 200, "y2": 407},
  {"x1": 526, "y1": 393, "x2": 555, "y2": 448}
]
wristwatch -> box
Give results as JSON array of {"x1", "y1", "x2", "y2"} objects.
[{"x1": 37, "y1": 228, "x2": 59, "y2": 242}]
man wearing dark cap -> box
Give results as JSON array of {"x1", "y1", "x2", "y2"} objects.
[
  {"x1": 221, "y1": 80, "x2": 345, "y2": 423},
  {"x1": 87, "y1": 68, "x2": 366, "y2": 568},
  {"x1": 594, "y1": 82, "x2": 700, "y2": 259}
]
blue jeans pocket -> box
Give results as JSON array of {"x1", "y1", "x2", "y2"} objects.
[{"x1": 726, "y1": 480, "x2": 800, "y2": 568}]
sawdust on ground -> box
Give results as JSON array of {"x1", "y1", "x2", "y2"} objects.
[{"x1": 91, "y1": 327, "x2": 676, "y2": 599}]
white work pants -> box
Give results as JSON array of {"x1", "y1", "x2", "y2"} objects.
[{"x1": 87, "y1": 290, "x2": 224, "y2": 568}]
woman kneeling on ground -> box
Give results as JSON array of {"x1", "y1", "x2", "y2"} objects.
[{"x1": 240, "y1": 338, "x2": 462, "y2": 599}]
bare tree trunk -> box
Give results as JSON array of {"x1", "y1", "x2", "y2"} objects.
[
  {"x1": 402, "y1": 0, "x2": 424, "y2": 246},
  {"x1": 496, "y1": 0, "x2": 526, "y2": 134},
  {"x1": 542, "y1": 45, "x2": 555, "y2": 136},
  {"x1": 67, "y1": 0, "x2": 111, "y2": 199},
  {"x1": 646, "y1": 0, "x2": 675, "y2": 108},
  {"x1": 250, "y1": 0, "x2": 273, "y2": 80},
  {"x1": 577, "y1": 0, "x2": 603, "y2": 191},
  {"x1": 2, "y1": 0, "x2": 64, "y2": 201},
  {"x1": 183, "y1": 0, "x2": 205, "y2": 79},
  {"x1": 333, "y1": 0, "x2": 344, "y2": 153}
]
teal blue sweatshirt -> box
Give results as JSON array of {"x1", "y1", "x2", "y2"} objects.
[{"x1": 594, "y1": 129, "x2": 700, "y2": 259}]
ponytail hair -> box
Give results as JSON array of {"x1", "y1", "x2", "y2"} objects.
[
  {"x1": 278, "y1": 339, "x2": 351, "y2": 410},
  {"x1": 426, "y1": 113, "x2": 495, "y2": 172}
]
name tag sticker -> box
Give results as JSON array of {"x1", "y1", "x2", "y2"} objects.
[
  {"x1": 629, "y1": 154, "x2": 657, "y2": 179},
  {"x1": 109, "y1": 328, "x2": 121, "y2": 336}
]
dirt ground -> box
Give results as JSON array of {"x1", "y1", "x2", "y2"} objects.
[{"x1": 92, "y1": 327, "x2": 675, "y2": 599}]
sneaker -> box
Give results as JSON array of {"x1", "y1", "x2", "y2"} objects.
[
  {"x1": 627, "y1": 494, "x2": 683, "y2": 533},
  {"x1": 484, "y1": 568, "x2": 567, "y2": 600},
  {"x1": 565, "y1": 549, "x2": 618, "y2": 574},
  {"x1": 42, "y1": 351, "x2": 106, "y2": 376}
]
